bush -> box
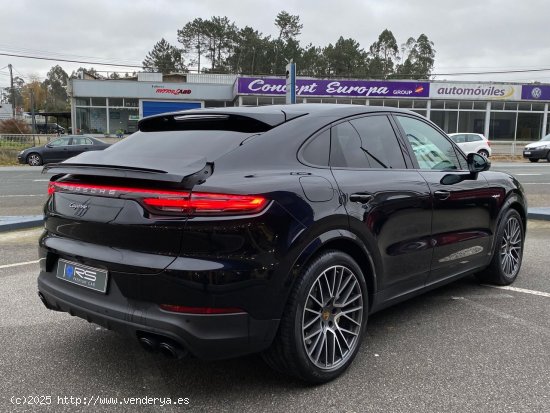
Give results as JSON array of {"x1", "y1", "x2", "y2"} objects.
[{"x1": 0, "y1": 119, "x2": 31, "y2": 134}]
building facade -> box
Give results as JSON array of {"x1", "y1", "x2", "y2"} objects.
[{"x1": 69, "y1": 74, "x2": 550, "y2": 141}]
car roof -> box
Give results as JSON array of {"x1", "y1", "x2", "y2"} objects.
[{"x1": 138, "y1": 104, "x2": 419, "y2": 131}]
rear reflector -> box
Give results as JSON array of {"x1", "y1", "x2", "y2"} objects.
[
  {"x1": 47, "y1": 181, "x2": 267, "y2": 216},
  {"x1": 159, "y1": 304, "x2": 245, "y2": 315}
]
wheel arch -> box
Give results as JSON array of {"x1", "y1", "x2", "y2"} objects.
[{"x1": 290, "y1": 229, "x2": 378, "y2": 312}]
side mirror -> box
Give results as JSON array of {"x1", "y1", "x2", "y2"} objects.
[
  {"x1": 45, "y1": 144, "x2": 53, "y2": 148},
  {"x1": 467, "y1": 153, "x2": 490, "y2": 176}
]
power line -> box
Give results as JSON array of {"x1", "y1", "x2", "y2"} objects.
[{"x1": 0, "y1": 52, "x2": 145, "y2": 69}]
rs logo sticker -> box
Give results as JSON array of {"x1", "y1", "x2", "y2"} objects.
[{"x1": 73, "y1": 267, "x2": 97, "y2": 282}]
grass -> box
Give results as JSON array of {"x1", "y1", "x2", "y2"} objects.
[{"x1": 0, "y1": 149, "x2": 20, "y2": 165}]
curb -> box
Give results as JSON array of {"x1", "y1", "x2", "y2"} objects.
[
  {"x1": 0, "y1": 216, "x2": 44, "y2": 233},
  {"x1": 527, "y1": 208, "x2": 550, "y2": 222}
]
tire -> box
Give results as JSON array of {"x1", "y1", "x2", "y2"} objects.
[
  {"x1": 262, "y1": 250, "x2": 368, "y2": 383},
  {"x1": 476, "y1": 209, "x2": 524, "y2": 285},
  {"x1": 27, "y1": 153, "x2": 43, "y2": 166},
  {"x1": 529, "y1": 158, "x2": 539, "y2": 163},
  {"x1": 547, "y1": 151, "x2": 550, "y2": 162},
  {"x1": 478, "y1": 149, "x2": 489, "y2": 158}
]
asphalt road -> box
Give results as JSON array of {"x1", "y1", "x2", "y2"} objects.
[
  {"x1": 0, "y1": 223, "x2": 549, "y2": 413},
  {"x1": 1, "y1": 161, "x2": 550, "y2": 217}
]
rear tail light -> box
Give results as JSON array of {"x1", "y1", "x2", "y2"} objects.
[
  {"x1": 47, "y1": 181, "x2": 268, "y2": 216},
  {"x1": 159, "y1": 304, "x2": 245, "y2": 314},
  {"x1": 487, "y1": 140, "x2": 491, "y2": 147}
]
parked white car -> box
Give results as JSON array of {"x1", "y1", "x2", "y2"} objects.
[{"x1": 448, "y1": 133, "x2": 491, "y2": 157}]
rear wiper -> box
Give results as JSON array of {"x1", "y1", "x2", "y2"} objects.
[{"x1": 360, "y1": 147, "x2": 388, "y2": 169}]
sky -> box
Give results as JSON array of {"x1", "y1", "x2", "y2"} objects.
[{"x1": 1, "y1": 0, "x2": 550, "y2": 89}]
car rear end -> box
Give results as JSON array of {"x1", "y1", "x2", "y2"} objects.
[{"x1": 37, "y1": 111, "x2": 302, "y2": 360}]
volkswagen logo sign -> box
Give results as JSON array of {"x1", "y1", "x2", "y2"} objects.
[{"x1": 531, "y1": 87, "x2": 542, "y2": 99}]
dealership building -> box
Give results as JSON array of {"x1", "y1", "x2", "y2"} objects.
[{"x1": 69, "y1": 73, "x2": 550, "y2": 141}]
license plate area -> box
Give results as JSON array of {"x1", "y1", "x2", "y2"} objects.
[
  {"x1": 56, "y1": 259, "x2": 108, "y2": 293},
  {"x1": 524, "y1": 151, "x2": 531, "y2": 155}
]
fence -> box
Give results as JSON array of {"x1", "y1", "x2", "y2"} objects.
[{"x1": 0, "y1": 134, "x2": 57, "y2": 150}]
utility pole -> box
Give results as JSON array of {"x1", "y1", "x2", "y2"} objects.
[
  {"x1": 30, "y1": 89, "x2": 36, "y2": 134},
  {"x1": 8, "y1": 64, "x2": 15, "y2": 117}
]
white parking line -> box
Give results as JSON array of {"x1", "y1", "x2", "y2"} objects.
[
  {"x1": 483, "y1": 285, "x2": 550, "y2": 298},
  {"x1": 515, "y1": 173, "x2": 542, "y2": 176},
  {"x1": 0, "y1": 194, "x2": 45, "y2": 198},
  {"x1": 0, "y1": 260, "x2": 40, "y2": 270},
  {"x1": 33, "y1": 179, "x2": 50, "y2": 182},
  {"x1": 523, "y1": 182, "x2": 550, "y2": 185}
]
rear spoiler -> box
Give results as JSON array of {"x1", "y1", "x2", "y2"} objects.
[{"x1": 43, "y1": 157, "x2": 213, "y2": 186}]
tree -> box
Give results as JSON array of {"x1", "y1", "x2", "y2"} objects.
[
  {"x1": 203, "y1": 16, "x2": 237, "y2": 71},
  {"x1": 396, "y1": 34, "x2": 435, "y2": 79},
  {"x1": 43, "y1": 65, "x2": 69, "y2": 111},
  {"x1": 2, "y1": 75, "x2": 24, "y2": 108},
  {"x1": 178, "y1": 18, "x2": 210, "y2": 72},
  {"x1": 227, "y1": 26, "x2": 266, "y2": 74},
  {"x1": 273, "y1": 11, "x2": 303, "y2": 74},
  {"x1": 369, "y1": 29, "x2": 399, "y2": 78},
  {"x1": 275, "y1": 10, "x2": 303, "y2": 41},
  {"x1": 142, "y1": 38, "x2": 185, "y2": 74},
  {"x1": 21, "y1": 76, "x2": 47, "y2": 112},
  {"x1": 323, "y1": 37, "x2": 368, "y2": 77}
]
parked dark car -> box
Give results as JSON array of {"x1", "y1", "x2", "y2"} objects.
[
  {"x1": 36, "y1": 123, "x2": 66, "y2": 134},
  {"x1": 37, "y1": 105, "x2": 527, "y2": 383},
  {"x1": 18, "y1": 135, "x2": 110, "y2": 166}
]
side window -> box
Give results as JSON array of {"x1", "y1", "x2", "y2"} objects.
[
  {"x1": 395, "y1": 115, "x2": 461, "y2": 170},
  {"x1": 302, "y1": 129, "x2": 330, "y2": 166},
  {"x1": 49, "y1": 138, "x2": 70, "y2": 147},
  {"x1": 330, "y1": 121, "x2": 370, "y2": 168},
  {"x1": 84, "y1": 138, "x2": 93, "y2": 145},
  {"x1": 453, "y1": 134, "x2": 466, "y2": 143},
  {"x1": 349, "y1": 115, "x2": 406, "y2": 169},
  {"x1": 467, "y1": 134, "x2": 482, "y2": 142}
]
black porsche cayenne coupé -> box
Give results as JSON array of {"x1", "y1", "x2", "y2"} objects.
[{"x1": 37, "y1": 105, "x2": 526, "y2": 383}]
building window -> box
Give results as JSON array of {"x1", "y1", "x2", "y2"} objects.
[
  {"x1": 75, "y1": 98, "x2": 90, "y2": 106},
  {"x1": 517, "y1": 113, "x2": 544, "y2": 141},
  {"x1": 91, "y1": 97, "x2": 106, "y2": 106},
  {"x1": 124, "y1": 98, "x2": 138, "y2": 108},
  {"x1": 109, "y1": 98, "x2": 123, "y2": 107}
]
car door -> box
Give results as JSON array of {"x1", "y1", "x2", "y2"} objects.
[
  {"x1": 329, "y1": 114, "x2": 433, "y2": 302},
  {"x1": 44, "y1": 137, "x2": 72, "y2": 163},
  {"x1": 393, "y1": 115, "x2": 494, "y2": 286},
  {"x1": 70, "y1": 136, "x2": 93, "y2": 157}
]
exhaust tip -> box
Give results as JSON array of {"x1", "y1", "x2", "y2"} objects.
[
  {"x1": 138, "y1": 336, "x2": 159, "y2": 353},
  {"x1": 159, "y1": 341, "x2": 188, "y2": 359}
]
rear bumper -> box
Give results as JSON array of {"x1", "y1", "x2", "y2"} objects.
[
  {"x1": 17, "y1": 155, "x2": 25, "y2": 164},
  {"x1": 37, "y1": 270, "x2": 279, "y2": 360}
]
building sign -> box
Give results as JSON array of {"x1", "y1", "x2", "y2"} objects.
[
  {"x1": 152, "y1": 85, "x2": 192, "y2": 96},
  {"x1": 521, "y1": 85, "x2": 550, "y2": 100},
  {"x1": 430, "y1": 83, "x2": 521, "y2": 100},
  {"x1": 237, "y1": 77, "x2": 430, "y2": 98}
]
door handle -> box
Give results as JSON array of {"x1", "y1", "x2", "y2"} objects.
[
  {"x1": 434, "y1": 190, "x2": 450, "y2": 200},
  {"x1": 349, "y1": 193, "x2": 373, "y2": 204}
]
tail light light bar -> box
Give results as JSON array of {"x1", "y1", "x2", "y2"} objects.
[{"x1": 48, "y1": 182, "x2": 268, "y2": 216}]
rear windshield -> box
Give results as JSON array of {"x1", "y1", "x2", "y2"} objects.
[{"x1": 105, "y1": 130, "x2": 255, "y2": 161}]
